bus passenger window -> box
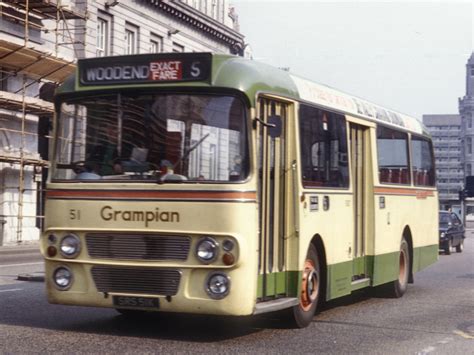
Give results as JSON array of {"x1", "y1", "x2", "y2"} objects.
[
  {"x1": 376, "y1": 126, "x2": 410, "y2": 185},
  {"x1": 411, "y1": 135, "x2": 436, "y2": 187},
  {"x1": 299, "y1": 104, "x2": 349, "y2": 188}
]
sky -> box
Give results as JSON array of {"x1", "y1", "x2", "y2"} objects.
[{"x1": 232, "y1": 0, "x2": 473, "y2": 120}]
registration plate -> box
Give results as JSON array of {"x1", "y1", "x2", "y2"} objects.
[{"x1": 113, "y1": 296, "x2": 160, "y2": 309}]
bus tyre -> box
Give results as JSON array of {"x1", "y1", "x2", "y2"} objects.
[
  {"x1": 289, "y1": 244, "x2": 321, "y2": 328},
  {"x1": 382, "y1": 238, "x2": 410, "y2": 298}
]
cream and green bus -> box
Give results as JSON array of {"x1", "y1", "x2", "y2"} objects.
[{"x1": 42, "y1": 53, "x2": 438, "y2": 327}]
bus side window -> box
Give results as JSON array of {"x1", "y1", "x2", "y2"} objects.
[
  {"x1": 376, "y1": 126, "x2": 410, "y2": 185},
  {"x1": 411, "y1": 136, "x2": 436, "y2": 187},
  {"x1": 299, "y1": 104, "x2": 349, "y2": 188}
]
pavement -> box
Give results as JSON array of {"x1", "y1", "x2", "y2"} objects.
[{"x1": 0, "y1": 241, "x2": 45, "y2": 282}]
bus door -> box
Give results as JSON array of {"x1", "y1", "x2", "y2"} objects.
[
  {"x1": 257, "y1": 98, "x2": 289, "y2": 300},
  {"x1": 349, "y1": 123, "x2": 374, "y2": 281}
]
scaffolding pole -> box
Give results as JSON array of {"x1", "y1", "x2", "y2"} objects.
[{"x1": 0, "y1": 0, "x2": 86, "y2": 244}]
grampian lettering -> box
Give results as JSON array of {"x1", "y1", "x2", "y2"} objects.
[{"x1": 100, "y1": 205, "x2": 180, "y2": 227}]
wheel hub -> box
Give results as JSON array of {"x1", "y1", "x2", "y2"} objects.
[{"x1": 300, "y1": 259, "x2": 319, "y2": 311}]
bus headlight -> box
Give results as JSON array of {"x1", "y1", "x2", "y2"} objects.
[
  {"x1": 59, "y1": 234, "x2": 81, "y2": 258},
  {"x1": 196, "y1": 237, "x2": 218, "y2": 263},
  {"x1": 53, "y1": 267, "x2": 73, "y2": 290},
  {"x1": 440, "y1": 232, "x2": 446, "y2": 239},
  {"x1": 205, "y1": 272, "x2": 230, "y2": 299}
]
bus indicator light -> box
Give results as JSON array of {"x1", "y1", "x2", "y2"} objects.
[
  {"x1": 222, "y1": 253, "x2": 235, "y2": 266},
  {"x1": 222, "y1": 239, "x2": 234, "y2": 252},
  {"x1": 47, "y1": 246, "x2": 57, "y2": 257}
]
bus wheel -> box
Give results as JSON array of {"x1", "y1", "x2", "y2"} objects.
[
  {"x1": 288, "y1": 244, "x2": 321, "y2": 328},
  {"x1": 382, "y1": 238, "x2": 410, "y2": 298}
]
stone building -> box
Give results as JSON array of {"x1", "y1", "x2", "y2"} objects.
[
  {"x1": 0, "y1": 0, "x2": 246, "y2": 245},
  {"x1": 459, "y1": 53, "x2": 474, "y2": 179}
]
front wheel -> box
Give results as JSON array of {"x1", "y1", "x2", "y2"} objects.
[
  {"x1": 456, "y1": 239, "x2": 464, "y2": 253},
  {"x1": 287, "y1": 244, "x2": 322, "y2": 328}
]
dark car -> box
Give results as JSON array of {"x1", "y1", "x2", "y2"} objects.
[{"x1": 439, "y1": 211, "x2": 465, "y2": 255}]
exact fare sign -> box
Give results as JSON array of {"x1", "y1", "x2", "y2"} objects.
[
  {"x1": 78, "y1": 53, "x2": 211, "y2": 86},
  {"x1": 150, "y1": 60, "x2": 183, "y2": 80}
]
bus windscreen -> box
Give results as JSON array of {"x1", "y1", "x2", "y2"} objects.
[{"x1": 53, "y1": 94, "x2": 248, "y2": 183}]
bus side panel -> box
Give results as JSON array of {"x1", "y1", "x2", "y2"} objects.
[
  {"x1": 372, "y1": 192, "x2": 438, "y2": 286},
  {"x1": 298, "y1": 192, "x2": 355, "y2": 300}
]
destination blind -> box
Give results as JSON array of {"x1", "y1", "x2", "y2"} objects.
[{"x1": 78, "y1": 53, "x2": 212, "y2": 86}]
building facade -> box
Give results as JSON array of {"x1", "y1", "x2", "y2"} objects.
[
  {"x1": 422, "y1": 114, "x2": 463, "y2": 208},
  {"x1": 0, "y1": 0, "x2": 246, "y2": 245},
  {"x1": 459, "y1": 53, "x2": 474, "y2": 179}
]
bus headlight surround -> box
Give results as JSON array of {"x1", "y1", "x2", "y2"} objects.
[
  {"x1": 196, "y1": 237, "x2": 219, "y2": 263},
  {"x1": 205, "y1": 272, "x2": 230, "y2": 299},
  {"x1": 53, "y1": 266, "x2": 74, "y2": 290},
  {"x1": 59, "y1": 233, "x2": 81, "y2": 258}
]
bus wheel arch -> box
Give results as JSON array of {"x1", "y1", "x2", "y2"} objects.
[
  {"x1": 286, "y1": 235, "x2": 327, "y2": 328},
  {"x1": 309, "y1": 235, "x2": 327, "y2": 302}
]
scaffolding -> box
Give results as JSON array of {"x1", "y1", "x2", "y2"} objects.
[{"x1": 0, "y1": 0, "x2": 86, "y2": 244}]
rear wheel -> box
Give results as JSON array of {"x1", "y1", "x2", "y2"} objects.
[
  {"x1": 381, "y1": 238, "x2": 410, "y2": 298},
  {"x1": 455, "y1": 239, "x2": 464, "y2": 253},
  {"x1": 287, "y1": 244, "x2": 321, "y2": 328}
]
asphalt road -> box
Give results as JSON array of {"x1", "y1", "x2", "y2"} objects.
[{"x1": 0, "y1": 237, "x2": 472, "y2": 354}]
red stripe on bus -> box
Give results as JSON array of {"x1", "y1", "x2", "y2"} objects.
[
  {"x1": 45, "y1": 190, "x2": 257, "y2": 200},
  {"x1": 374, "y1": 187, "x2": 434, "y2": 199}
]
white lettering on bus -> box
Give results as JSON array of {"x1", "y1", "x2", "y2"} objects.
[
  {"x1": 86, "y1": 65, "x2": 150, "y2": 82},
  {"x1": 100, "y1": 205, "x2": 180, "y2": 227},
  {"x1": 190, "y1": 61, "x2": 201, "y2": 77}
]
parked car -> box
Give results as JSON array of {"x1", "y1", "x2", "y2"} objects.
[{"x1": 439, "y1": 211, "x2": 465, "y2": 255}]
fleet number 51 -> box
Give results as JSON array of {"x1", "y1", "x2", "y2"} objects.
[{"x1": 69, "y1": 209, "x2": 81, "y2": 220}]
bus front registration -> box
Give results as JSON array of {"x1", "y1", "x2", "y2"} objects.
[{"x1": 113, "y1": 295, "x2": 160, "y2": 309}]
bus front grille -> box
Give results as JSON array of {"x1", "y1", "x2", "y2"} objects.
[
  {"x1": 86, "y1": 234, "x2": 191, "y2": 261},
  {"x1": 91, "y1": 266, "x2": 181, "y2": 296}
]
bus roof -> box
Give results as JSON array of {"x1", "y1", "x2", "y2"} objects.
[{"x1": 57, "y1": 52, "x2": 428, "y2": 136}]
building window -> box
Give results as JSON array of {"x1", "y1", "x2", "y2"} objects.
[
  {"x1": 471, "y1": 67, "x2": 474, "y2": 76},
  {"x1": 172, "y1": 42, "x2": 184, "y2": 53},
  {"x1": 150, "y1": 33, "x2": 163, "y2": 53},
  {"x1": 468, "y1": 114, "x2": 472, "y2": 129},
  {"x1": 468, "y1": 137, "x2": 472, "y2": 155},
  {"x1": 96, "y1": 17, "x2": 109, "y2": 57},
  {"x1": 467, "y1": 164, "x2": 472, "y2": 176},
  {"x1": 125, "y1": 22, "x2": 139, "y2": 55}
]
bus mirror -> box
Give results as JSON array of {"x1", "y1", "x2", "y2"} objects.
[{"x1": 268, "y1": 115, "x2": 282, "y2": 138}]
